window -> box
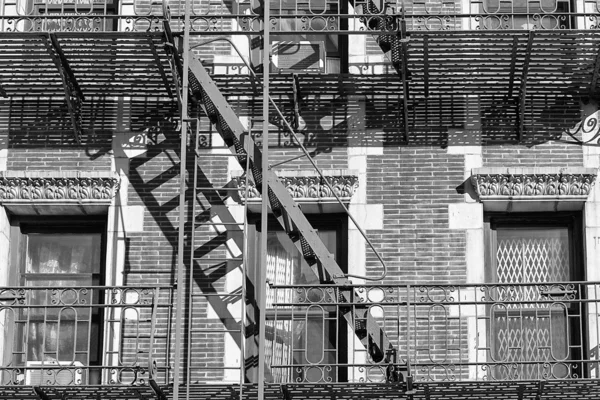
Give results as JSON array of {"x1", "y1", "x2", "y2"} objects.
[
  {"x1": 31, "y1": 0, "x2": 119, "y2": 31},
  {"x1": 252, "y1": 0, "x2": 348, "y2": 73},
  {"x1": 5, "y1": 217, "x2": 106, "y2": 385},
  {"x1": 484, "y1": 213, "x2": 584, "y2": 379},
  {"x1": 481, "y1": 0, "x2": 574, "y2": 29},
  {"x1": 250, "y1": 214, "x2": 348, "y2": 383}
]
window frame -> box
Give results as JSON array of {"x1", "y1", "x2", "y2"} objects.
[
  {"x1": 484, "y1": 212, "x2": 584, "y2": 284},
  {"x1": 483, "y1": 211, "x2": 587, "y2": 379},
  {"x1": 7, "y1": 215, "x2": 107, "y2": 383},
  {"x1": 247, "y1": 213, "x2": 349, "y2": 382}
]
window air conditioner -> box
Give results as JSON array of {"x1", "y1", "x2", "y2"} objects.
[
  {"x1": 271, "y1": 41, "x2": 325, "y2": 73},
  {"x1": 26, "y1": 361, "x2": 84, "y2": 386}
]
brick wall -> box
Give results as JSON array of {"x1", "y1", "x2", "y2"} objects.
[{"x1": 1, "y1": 86, "x2": 588, "y2": 386}]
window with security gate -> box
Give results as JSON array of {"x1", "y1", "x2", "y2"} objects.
[{"x1": 484, "y1": 213, "x2": 584, "y2": 380}]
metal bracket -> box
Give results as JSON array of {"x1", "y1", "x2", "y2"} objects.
[
  {"x1": 292, "y1": 73, "x2": 301, "y2": 130},
  {"x1": 281, "y1": 384, "x2": 291, "y2": 400},
  {"x1": 535, "y1": 381, "x2": 545, "y2": 400},
  {"x1": 517, "y1": 31, "x2": 535, "y2": 143},
  {"x1": 42, "y1": 34, "x2": 85, "y2": 145},
  {"x1": 149, "y1": 379, "x2": 167, "y2": 400},
  {"x1": 32, "y1": 387, "x2": 50, "y2": 400}
]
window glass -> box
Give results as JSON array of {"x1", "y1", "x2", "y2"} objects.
[
  {"x1": 25, "y1": 234, "x2": 101, "y2": 277},
  {"x1": 9, "y1": 224, "x2": 104, "y2": 384}
]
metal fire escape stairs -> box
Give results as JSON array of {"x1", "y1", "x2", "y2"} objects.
[{"x1": 163, "y1": 16, "x2": 409, "y2": 393}]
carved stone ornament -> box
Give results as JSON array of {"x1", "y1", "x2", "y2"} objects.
[
  {"x1": 471, "y1": 169, "x2": 597, "y2": 199},
  {"x1": 231, "y1": 174, "x2": 359, "y2": 202},
  {"x1": 0, "y1": 174, "x2": 120, "y2": 202}
]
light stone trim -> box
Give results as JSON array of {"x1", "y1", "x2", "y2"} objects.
[
  {"x1": 231, "y1": 172, "x2": 358, "y2": 202},
  {"x1": 0, "y1": 172, "x2": 119, "y2": 202},
  {"x1": 471, "y1": 168, "x2": 597, "y2": 200}
]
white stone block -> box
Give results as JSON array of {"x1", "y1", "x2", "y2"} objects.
[{"x1": 448, "y1": 203, "x2": 483, "y2": 230}]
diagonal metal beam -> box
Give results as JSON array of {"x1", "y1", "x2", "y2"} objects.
[
  {"x1": 147, "y1": 36, "x2": 174, "y2": 99},
  {"x1": 589, "y1": 43, "x2": 600, "y2": 98},
  {"x1": 42, "y1": 34, "x2": 84, "y2": 144},
  {"x1": 507, "y1": 36, "x2": 519, "y2": 99},
  {"x1": 0, "y1": 80, "x2": 6, "y2": 98},
  {"x1": 48, "y1": 34, "x2": 84, "y2": 101},
  {"x1": 517, "y1": 31, "x2": 535, "y2": 143}
]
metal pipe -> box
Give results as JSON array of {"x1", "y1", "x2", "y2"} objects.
[
  {"x1": 258, "y1": 4, "x2": 270, "y2": 398},
  {"x1": 173, "y1": 0, "x2": 192, "y2": 396}
]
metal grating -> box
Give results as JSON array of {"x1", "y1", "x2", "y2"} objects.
[{"x1": 0, "y1": 32, "x2": 176, "y2": 98}]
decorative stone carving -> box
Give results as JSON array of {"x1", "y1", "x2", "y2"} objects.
[
  {"x1": 0, "y1": 176, "x2": 119, "y2": 201},
  {"x1": 471, "y1": 172, "x2": 596, "y2": 198},
  {"x1": 231, "y1": 174, "x2": 359, "y2": 202}
]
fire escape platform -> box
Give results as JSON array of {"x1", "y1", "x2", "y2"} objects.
[
  {"x1": 1, "y1": 30, "x2": 599, "y2": 101},
  {"x1": 154, "y1": 380, "x2": 600, "y2": 400},
  {"x1": 0, "y1": 32, "x2": 176, "y2": 99}
]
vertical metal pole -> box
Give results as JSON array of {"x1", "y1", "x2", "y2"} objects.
[
  {"x1": 174, "y1": 0, "x2": 192, "y2": 397},
  {"x1": 257, "y1": 4, "x2": 270, "y2": 399}
]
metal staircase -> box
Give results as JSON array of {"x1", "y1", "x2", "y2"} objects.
[{"x1": 163, "y1": 14, "x2": 406, "y2": 395}]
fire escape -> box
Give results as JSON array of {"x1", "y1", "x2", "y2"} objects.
[{"x1": 3, "y1": 0, "x2": 600, "y2": 399}]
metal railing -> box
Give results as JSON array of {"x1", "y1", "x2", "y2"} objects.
[
  {"x1": 0, "y1": 286, "x2": 173, "y2": 386},
  {"x1": 4, "y1": 282, "x2": 600, "y2": 387},
  {"x1": 266, "y1": 282, "x2": 600, "y2": 383},
  {"x1": 2, "y1": 0, "x2": 600, "y2": 32}
]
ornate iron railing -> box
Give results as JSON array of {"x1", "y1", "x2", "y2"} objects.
[
  {"x1": 0, "y1": 286, "x2": 173, "y2": 386},
  {"x1": 266, "y1": 282, "x2": 600, "y2": 383},
  {"x1": 1, "y1": 0, "x2": 600, "y2": 32},
  {"x1": 3, "y1": 282, "x2": 600, "y2": 387}
]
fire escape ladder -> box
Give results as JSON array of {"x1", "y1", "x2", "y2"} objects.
[{"x1": 180, "y1": 50, "x2": 402, "y2": 375}]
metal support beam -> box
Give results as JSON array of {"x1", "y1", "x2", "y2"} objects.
[
  {"x1": 517, "y1": 31, "x2": 534, "y2": 143},
  {"x1": 399, "y1": 20, "x2": 410, "y2": 143},
  {"x1": 42, "y1": 34, "x2": 85, "y2": 145},
  {"x1": 148, "y1": 36, "x2": 174, "y2": 99},
  {"x1": 0, "y1": 81, "x2": 7, "y2": 98}
]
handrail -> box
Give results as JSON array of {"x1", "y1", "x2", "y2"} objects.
[{"x1": 189, "y1": 37, "x2": 388, "y2": 281}]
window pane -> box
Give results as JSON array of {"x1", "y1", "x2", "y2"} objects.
[
  {"x1": 496, "y1": 228, "x2": 570, "y2": 283},
  {"x1": 26, "y1": 234, "x2": 101, "y2": 276}
]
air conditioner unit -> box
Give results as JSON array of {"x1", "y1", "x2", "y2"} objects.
[
  {"x1": 26, "y1": 361, "x2": 84, "y2": 385},
  {"x1": 272, "y1": 41, "x2": 325, "y2": 73}
]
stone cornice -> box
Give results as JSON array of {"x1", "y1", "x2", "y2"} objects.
[
  {"x1": 231, "y1": 171, "x2": 359, "y2": 202},
  {"x1": 471, "y1": 168, "x2": 597, "y2": 200},
  {"x1": 0, "y1": 172, "x2": 119, "y2": 202}
]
